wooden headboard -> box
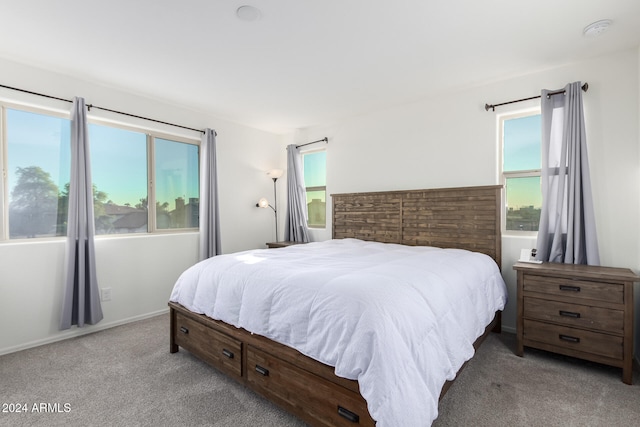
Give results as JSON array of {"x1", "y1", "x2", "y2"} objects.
[{"x1": 332, "y1": 185, "x2": 502, "y2": 266}]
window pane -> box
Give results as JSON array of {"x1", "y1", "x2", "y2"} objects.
[
  {"x1": 306, "y1": 190, "x2": 326, "y2": 228},
  {"x1": 155, "y1": 138, "x2": 199, "y2": 229},
  {"x1": 504, "y1": 114, "x2": 541, "y2": 172},
  {"x1": 7, "y1": 109, "x2": 70, "y2": 238},
  {"x1": 89, "y1": 124, "x2": 148, "y2": 234},
  {"x1": 505, "y1": 176, "x2": 541, "y2": 231},
  {"x1": 303, "y1": 151, "x2": 326, "y2": 187}
]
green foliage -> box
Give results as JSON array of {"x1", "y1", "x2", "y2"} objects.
[
  {"x1": 10, "y1": 166, "x2": 113, "y2": 237},
  {"x1": 9, "y1": 166, "x2": 60, "y2": 237}
]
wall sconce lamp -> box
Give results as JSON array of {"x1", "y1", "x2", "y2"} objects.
[{"x1": 256, "y1": 169, "x2": 283, "y2": 241}]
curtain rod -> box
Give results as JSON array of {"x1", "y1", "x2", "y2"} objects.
[
  {"x1": 484, "y1": 82, "x2": 589, "y2": 112},
  {"x1": 0, "y1": 83, "x2": 206, "y2": 134},
  {"x1": 295, "y1": 137, "x2": 328, "y2": 149}
]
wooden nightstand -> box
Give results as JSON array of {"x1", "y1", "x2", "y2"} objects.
[
  {"x1": 514, "y1": 261, "x2": 638, "y2": 384},
  {"x1": 265, "y1": 241, "x2": 305, "y2": 249}
]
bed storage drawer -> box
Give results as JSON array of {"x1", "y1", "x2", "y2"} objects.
[
  {"x1": 174, "y1": 312, "x2": 242, "y2": 378},
  {"x1": 246, "y1": 345, "x2": 374, "y2": 427}
]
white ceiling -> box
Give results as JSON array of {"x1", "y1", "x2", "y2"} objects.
[{"x1": 0, "y1": 1, "x2": 639, "y2": 134}]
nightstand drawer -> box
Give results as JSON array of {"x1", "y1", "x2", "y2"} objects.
[
  {"x1": 523, "y1": 274, "x2": 623, "y2": 305},
  {"x1": 523, "y1": 319, "x2": 623, "y2": 360},
  {"x1": 524, "y1": 297, "x2": 624, "y2": 334}
]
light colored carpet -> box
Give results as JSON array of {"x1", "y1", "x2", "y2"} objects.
[
  {"x1": 0, "y1": 314, "x2": 305, "y2": 427},
  {"x1": 435, "y1": 332, "x2": 640, "y2": 426},
  {"x1": 0, "y1": 314, "x2": 638, "y2": 426}
]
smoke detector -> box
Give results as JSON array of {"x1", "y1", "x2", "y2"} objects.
[
  {"x1": 583, "y1": 19, "x2": 612, "y2": 37},
  {"x1": 236, "y1": 5, "x2": 262, "y2": 22}
]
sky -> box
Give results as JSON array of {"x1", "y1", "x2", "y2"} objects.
[
  {"x1": 6, "y1": 108, "x2": 70, "y2": 195},
  {"x1": 503, "y1": 114, "x2": 541, "y2": 171},
  {"x1": 7, "y1": 108, "x2": 198, "y2": 210},
  {"x1": 303, "y1": 150, "x2": 326, "y2": 189}
]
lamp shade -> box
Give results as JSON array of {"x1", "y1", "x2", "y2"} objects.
[
  {"x1": 257, "y1": 197, "x2": 269, "y2": 208},
  {"x1": 267, "y1": 169, "x2": 284, "y2": 179}
]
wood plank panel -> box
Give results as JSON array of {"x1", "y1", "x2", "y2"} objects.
[{"x1": 332, "y1": 185, "x2": 502, "y2": 265}]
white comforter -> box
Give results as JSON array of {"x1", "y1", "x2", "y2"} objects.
[{"x1": 170, "y1": 238, "x2": 508, "y2": 426}]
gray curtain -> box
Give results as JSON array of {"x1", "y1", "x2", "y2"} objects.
[
  {"x1": 284, "y1": 144, "x2": 310, "y2": 242},
  {"x1": 60, "y1": 97, "x2": 103, "y2": 330},
  {"x1": 199, "y1": 128, "x2": 221, "y2": 260},
  {"x1": 535, "y1": 82, "x2": 600, "y2": 265}
]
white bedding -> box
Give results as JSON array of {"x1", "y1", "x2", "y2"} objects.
[{"x1": 169, "y1": 238, "x2": 508, "y2": 426}]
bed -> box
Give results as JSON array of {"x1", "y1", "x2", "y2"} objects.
[{"x1": 169, "y1": 185, "x2": 507, "y2": 426}]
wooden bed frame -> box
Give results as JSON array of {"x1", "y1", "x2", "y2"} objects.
[{"x1": 169, "y1": 185, "x2": 503, "y2": 426}]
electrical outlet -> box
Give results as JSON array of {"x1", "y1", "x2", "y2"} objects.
[{"x1": 100, "y1": 287, "x2": 112, "y2": 302}]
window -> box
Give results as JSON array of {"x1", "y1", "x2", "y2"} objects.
[
  {"x1": 501, "y1": 111, "x2": 542, "y2": 232},
  {"x1": 89, "y1": 123, "x2": 148, "y2": 234},
  {"x1": 302, "y1": 150, "x2": 326, "y2": 228},
  {"x1": 1, "y1": 103, "x2": 199, "y2": 240},
  {"x1": 154, "y1": 137, "x2": 199, "y2": 230},
  {"x1": 89, "y1": 125, "x2": 199, "y2": 234},
  {"x1": 5, "y1": 108, "x2": 71, "y2": 239}
]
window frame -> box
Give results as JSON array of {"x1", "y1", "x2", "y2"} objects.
[
  {"x1": 499, "y1": 108, "x2": 541, "y2": 236},
  {"x1": 301, "y1": 147, "x2": 327, "y2": 229},
  {"x1": 85, "y1": 118, "x2": 201, "y2": 235},
  {"x1": 0, "y1": 101, "x2": 200, "y2": 242},
  {"x1": 0, "y1": 102, "x2": 72, "y2": 241},
  {"x1": 149, "y1": 132, "x2": 200, "y2": 233}
]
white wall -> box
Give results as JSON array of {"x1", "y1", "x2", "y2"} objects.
[
  {"x1": 303, "y1": 49, "x2": 640, "y2": 351},
  {"x1": 0, "y1": 58, "x2": 287, "y2": 355}
]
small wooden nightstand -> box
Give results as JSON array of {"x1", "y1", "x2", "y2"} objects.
[
  {"x1": 265, "y1": 241, "x2": 305, "y2": 249},
  {"x1": 514, "y1": 261, "x2": 638, "y2": 384}
]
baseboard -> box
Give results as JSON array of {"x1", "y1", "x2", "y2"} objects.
[
  {"x1": 0, "y1": 308, "x2": 169, "y2": 357},
  {"x1": 501, "y1": 325, "x2": 516, "y2": 334}
]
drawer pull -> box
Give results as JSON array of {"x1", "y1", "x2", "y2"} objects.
[
  {"x1": 559, "y1": 310, "x2": 581, "y2": 318},
  {"x1": 559, "y1": 334, "x2": 580, "y2": 343},
  {"x1": 559, "y1": 285, "x2": 581, "y2": 292},
  {"x1": 255, "y1": 365, "x2": 269, "y2": 376},
  {"x1": 222, "y1": 349, "x2": 234, "y2": 359},
  {"x1": 179, "y1": 326, "x2": 189, "y2": 334},
  {"x1": 338, "y1": 406, "x2": 360, "y2": 423}
]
